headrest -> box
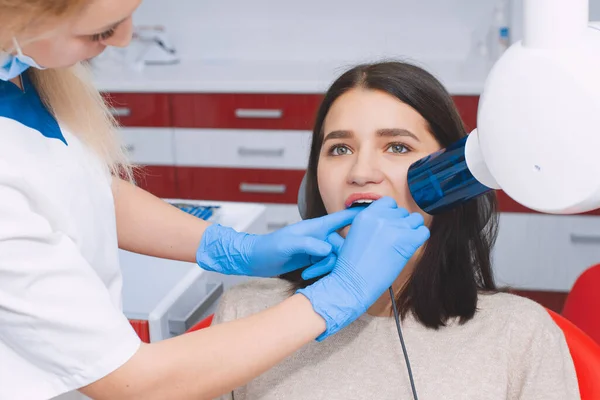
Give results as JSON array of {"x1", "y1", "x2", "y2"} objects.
[{"x1": 297, "y1": 173, "x2": 308, "y2": 220}]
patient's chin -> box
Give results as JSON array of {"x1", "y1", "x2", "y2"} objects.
[{"x1": 339, "y1": 225, "x2": 350, "y2": 238}]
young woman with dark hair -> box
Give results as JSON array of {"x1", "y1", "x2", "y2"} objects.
[{"x1": 212, "y1": 61, "x2": 579, "y2": 400}]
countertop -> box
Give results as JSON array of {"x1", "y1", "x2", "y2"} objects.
[{"x1": 92, "y1": 57, "x2": 492, "y2": 95}]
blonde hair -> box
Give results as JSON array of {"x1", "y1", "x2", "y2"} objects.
[{"x1": 1, "y1": 0, "x2": 133, "y2": 181}]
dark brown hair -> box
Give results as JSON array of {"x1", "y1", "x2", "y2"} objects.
[{"x1": 282, "y1": 61, "x2": 499, "y2": 329}]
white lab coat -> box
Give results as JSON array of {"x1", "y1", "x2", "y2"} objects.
[{"x1": 0, "y1": 77, "x2": 141, "y2": 400}]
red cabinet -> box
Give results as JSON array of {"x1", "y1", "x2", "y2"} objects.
[
  {"x1": 133, "y1": 165, "x2": 178, "y2": 199},
  {"x1": 105, "y1": 91, "x2": 600, "y2": 217},
  {"x1": 129, "y1": 320, "x2": 150, "y2": 343},
  {"x1": 452, "y1": 95, "x2": 479, "y2": 132},
  {"x1": 171, "y1": 93, "x2": 324, "y2": 130},
  {"x1": 103, "y1": 93, "x2": 172, "y2": 127},
  {"x1": 177, "y1": 167, "x2": 305, "y2": 204},
  {"x1": 169, "y1": 93, "x2": 479, "y2": 131},
  {"x1": 104, "y1": 93, "x2": 176, "y2": 198}
]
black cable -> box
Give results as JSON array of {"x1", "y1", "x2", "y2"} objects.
[{"x1": 389, "y1": 287, "x2": 419, "y2": 400}]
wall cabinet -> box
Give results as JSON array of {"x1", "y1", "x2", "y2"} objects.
[{"x1": 171, "y1": 93, "x2": 323, "y2": 130}]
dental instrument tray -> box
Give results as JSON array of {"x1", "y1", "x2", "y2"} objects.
[{"x1": 172, "y1": 203, "x2": 220, "y2": 220}]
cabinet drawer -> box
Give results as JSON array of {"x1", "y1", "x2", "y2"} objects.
[
  {"x1": 562, "y1": 216, "x2": 600, "y2": 285},
  {"x1": 120, "y1": 248, "x2": 223, "y2": 342},
  {"x1": 134, "y1": 165, "x2": 178, "y2": 199},
  {"x1": 121, "y1": 128, "x2": 175, "y2": 165},
  {"x1": 493, "y1": 213, "x2": 600, "y2": 291},
  {"x1": 177, "y1": 167, "x2": 305, "y2": 204},
  {"x1": 264, "y1": 204, "x2": 303, "y2": 232},
  {"x1": 171, "y1": 93, "x2": 323, "y2": 130},
  {"x1": 103, "y1": 93, "x2": 171, "y2": 127},
  {"x1": 174, "y1": 129, "x2": 312, "y2": 169}
]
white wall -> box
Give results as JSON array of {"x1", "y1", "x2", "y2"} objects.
[
  {"x1": 509, "y1": 0, "x2": 600, "y2": 43},
  {"x1": 133, "y1": 0, "x2": 514, "y2": 63},
  {"x1": 132, "y1": 0, "x2": 600, "y2": 67}
]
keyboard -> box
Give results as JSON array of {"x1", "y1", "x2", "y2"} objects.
[{"x1": 172, "y1": 203, "x2": 220, "y2": 220}]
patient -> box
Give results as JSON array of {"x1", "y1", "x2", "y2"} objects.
[{"x1": 212, "y1": 61, "x2": 580, "y2": 399}]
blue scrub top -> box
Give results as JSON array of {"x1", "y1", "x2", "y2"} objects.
[{"x1": 0, "y1": 71, "x2": 67, "y2": 145}]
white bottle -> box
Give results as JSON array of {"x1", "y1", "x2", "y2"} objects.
[{"x1": 490, "y1": 0, "x2": 510, "y2": 62}]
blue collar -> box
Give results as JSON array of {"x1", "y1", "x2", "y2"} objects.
[{"x1": 0, "y1": 72, "x2": 67, "y2": 145}]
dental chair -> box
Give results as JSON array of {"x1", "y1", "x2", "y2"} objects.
[
  {"x1": 546, "y1": 309, "x2": 600, "y2": 400},
  {"x1": 561, "y1": 264, "x2": 600, "y2": 345}
]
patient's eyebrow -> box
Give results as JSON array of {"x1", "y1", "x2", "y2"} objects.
[
  {"x1": 323, "y1": 130, "x2": 354, "y2": 142},
  {"x1": 376, "y1": 128, "x2": 420, "y2": 142}
]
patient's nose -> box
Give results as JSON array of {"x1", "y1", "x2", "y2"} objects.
[{"x1": 347, "y1": 153, "x2": 384, "y2": 186}]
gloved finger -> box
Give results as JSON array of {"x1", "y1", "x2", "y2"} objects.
[
  {"x1": 403, "y1": 212, "x2": 426, "y2": 229},
  {"x1": 282, "y1": 236, "x2": 332, "y2": 258},
  {"x1": 373, "y1": 208, "x2": 415, "y2": 223},
  {"x1": 302, "y1": 254, "x2": 337, "y2": 280},
  {"x1": 364, "y1": 196, "x2": 399, "y2": 212},
  {"x1": 414, "y1": 225, "x2": 431, "y2": 243},
  {"x1": 326, "y1": 232, "x2": 344, "y2": 254},
  {"x1": 306, "y1": 236, "x2": 342, "y2": 264},
  {"x1": 311, "y1": 208, "x2": 362, "y2": 235}
]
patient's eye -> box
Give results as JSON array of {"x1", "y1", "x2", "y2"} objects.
[
  {"x1": 329, "y1": 144, "x2": 353, "y2": 156},
  {"x1": 386, "y1": 143, "x2": 409, "y2": 154}
]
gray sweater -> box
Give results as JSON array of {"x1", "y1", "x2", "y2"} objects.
[{"x1": 212, "y1": 278, "x2": 580, "y2": 400}]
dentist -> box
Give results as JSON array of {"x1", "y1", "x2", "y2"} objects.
[{"x1": 0, "y1": 1, "x2": 430, "y2": 399}]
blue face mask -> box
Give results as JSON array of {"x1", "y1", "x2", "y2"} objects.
[{"x1": 0, "y1": 38, "x2": 46, "y2": 81}]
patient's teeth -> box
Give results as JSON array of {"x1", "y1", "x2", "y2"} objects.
[{"x1": 350, "y1": 199, "x2": 374, "y2": 208}]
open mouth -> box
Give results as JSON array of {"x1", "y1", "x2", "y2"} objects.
[
  {"x1": 348, "y1": 199, "x2": 375, "y2": 208},
  {"x1": 345, "y1": 193, "x2": 381, "y2": 209}
]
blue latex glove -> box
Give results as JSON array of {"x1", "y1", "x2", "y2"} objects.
[
  {"x1": 301, "y1": 232, "x2": 344, "y2": 280},
  {"x1": 297, "y1": 197, "x2": 430, "y2": 341},
  {"x1": 196, "y1": 208, "x2": 360, "y2": 277}
]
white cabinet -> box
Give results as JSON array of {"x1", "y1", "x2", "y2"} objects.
[
  {"x1": 120, "y1": 127, "x2": 175, "y2": 165},
  {"x1": 173, "y1": 128, "x2": 310, "y2": 232},
  {"x1": 493, "y1": 213, "x2": 600, "y2": 291},
  {"x1": 264, "y1": 204, "x2": 303, "y2": 232},
  {"x1": 173, "y1": 128, "x2": 312, "y2": 169},
  {"x1": 563, "y1": 216, "x2": 600, "y2": 285}
]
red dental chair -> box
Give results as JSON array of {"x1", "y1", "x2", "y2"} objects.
[
  {"x1": 546, "y1": 309, "x2": 600, "y2": 400},
  {"x1": 561, "y1": 263, "x2": 600, "y2": 345}
]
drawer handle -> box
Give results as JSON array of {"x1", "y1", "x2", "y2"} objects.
[
  {"x1": 267, "y1": 221, "x2": 289, "y2": 231},
  {"x1": 110, "y1": 107, "x2": 132, "y2": 117},
  {"x1": 240, "y1": 183, "x2": 286, "y2": 194},
  {"x1": 235, "y1": 109, "x2": 283, "y2": 119},
  {"x1": 570, "y1": 233, "x2": 600, "y2": 244},
  {"x1": 238, "y1": 147, "x2": 285, "y2": 157}
]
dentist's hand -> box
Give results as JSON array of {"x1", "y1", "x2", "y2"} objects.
[
  {"x1": 301, "y1": 233, "x2": 344, "y2": 280},
  {"x1": 195, "y1": 208, "x2": 360, "y2": 277},
  {"x1": 297, "y1": 197, "x2": 430, "y2": 340}
]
